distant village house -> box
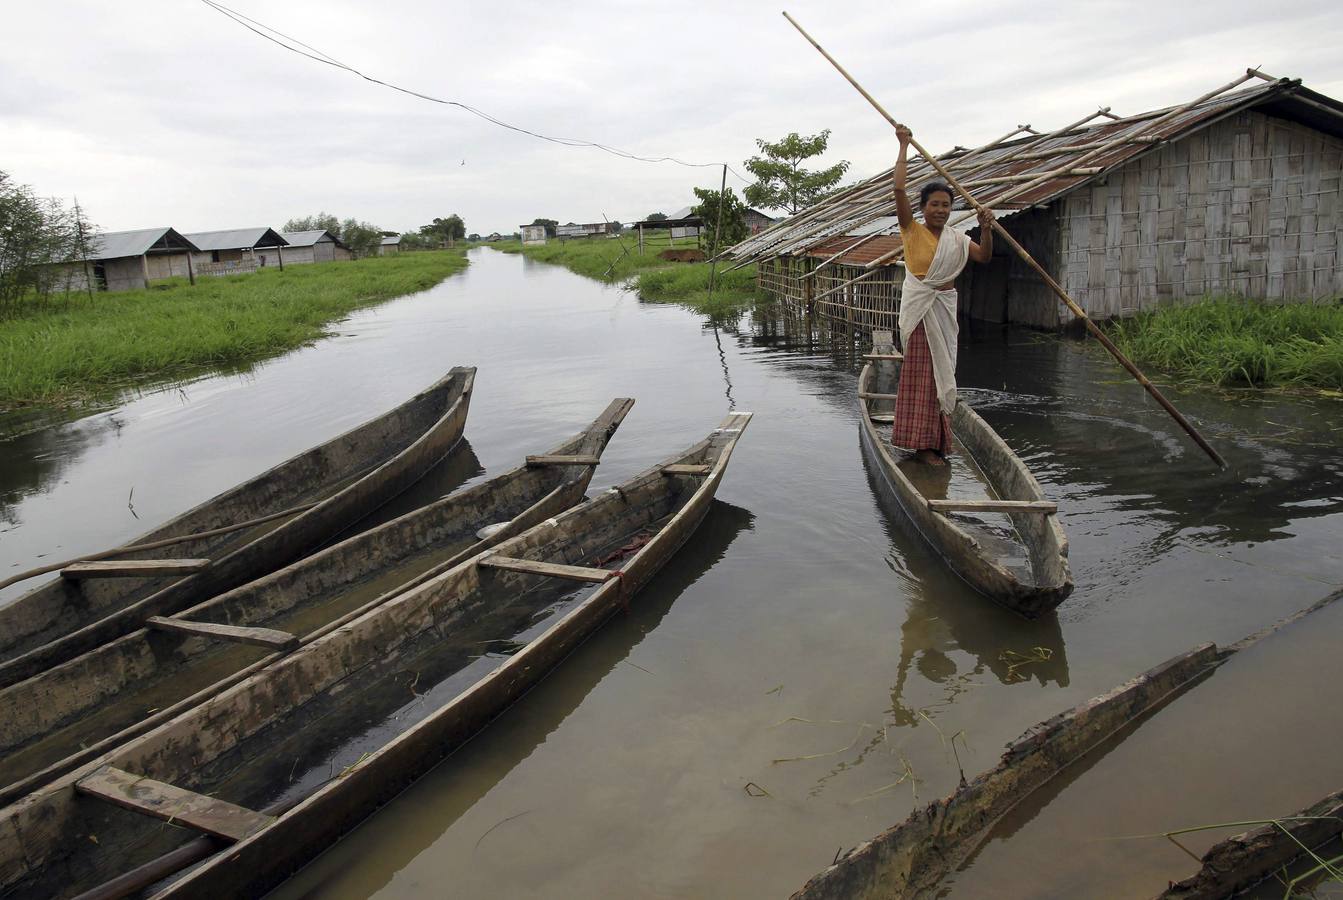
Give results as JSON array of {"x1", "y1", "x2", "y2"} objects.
[
  {"x1": 377, "y1": 234, "x2": 402, "y2": 256},
  {"x1": 184, "y1": 227, "x2": 289, "y2": 276},
  {"x1": 520, "y1": 224, "x2": 547, "y2": 245},
  {"x1": 61, "y1": 227, "x2": 199, "y2": 292},
  {"x1": 279, "y1": 229, "x2": 352, "y2": 264},
  {"x1": 554, "y1": 222, "x2": 616, "y2": 239}
]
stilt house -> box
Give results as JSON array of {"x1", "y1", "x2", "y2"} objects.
[{"x1": 727, "y1": 71, "x2": 1343, "y2": 330}]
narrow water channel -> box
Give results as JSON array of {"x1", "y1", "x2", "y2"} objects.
[{"x1": 1, "y1": 247, "x2": 1340, "y2": 898}]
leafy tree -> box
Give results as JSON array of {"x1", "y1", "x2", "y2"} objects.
[
  {"x1": 689, "y1": 187, "x2": 749, "y2": 257},
  {"x1": 282, "y1": 212, "x2": 341, "y2": 237},
  {"x1": 420, "y1": 215, "x2": 465, "y2": 246},
  {"x1": 743, "y1": 130, "x2": 850, "y2": 215},
  {"x1": 645, "y1": 212, "x2": 668, "y2": 222},
  {"x1": 340, "y1": 218, "x2": 383, "y2": 258},
  {"x1": 530, "y1": 217, "x2": 558, "y2": 237},
  {"x1": 0, "y1": 171, "x2": 97, "y2": 312}
]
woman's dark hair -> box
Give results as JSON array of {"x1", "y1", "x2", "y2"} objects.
[{"x1": 920, "y1": 182, "x2": 953, "y2": 207}]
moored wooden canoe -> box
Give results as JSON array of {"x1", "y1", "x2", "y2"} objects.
[
  {"x1": 0, "y1": 368, "x2": 476, "y2": 688},
  {"x1": 858, "y1": 332, "x2": 1071, "y2": 617},
  {"x1": 0, "y1": 398, "x2": 633, "y2": 808},
  {"x1": 0, "y1": 411, "x2": 750, "y2": 900}
]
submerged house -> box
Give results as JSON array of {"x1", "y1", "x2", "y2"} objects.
[
  {"x1": 279, "y1": 230, "x2": 352, "y2": 264},
  {"x1": 62, "y1": 227, "x2": 200, "y2": 292},
  {"x1": 727, "y1": 72, "x2": 1343, "y2": 330},
  {"x1": 184, "y1": 227, "x2": 289, "y2": 276}
]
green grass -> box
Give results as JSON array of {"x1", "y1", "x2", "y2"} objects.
[
  {"x1": 0, "y1": 251, "x2": 468, "y2": 410},
  {"x1": 1107, "y1": 297, "x2": 1343, "y2": 391},
  {"x1": 497, "y1": 232, "x2": 771, "y2": 318}
]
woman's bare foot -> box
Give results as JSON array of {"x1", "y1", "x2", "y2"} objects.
[{"x1": 914, "y1": 449, "x2": 947, "y2": 466}]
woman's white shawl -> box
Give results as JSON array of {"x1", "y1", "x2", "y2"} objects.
[{"x1": 898, "y1": 227, "x2": 971, "y2": 415}]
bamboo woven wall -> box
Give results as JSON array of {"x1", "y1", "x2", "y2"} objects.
[
  {"x1": 757, "y1": 257, "x2": 904, "y2": 335},
  {"x1": 1054, "y1": 109, "x2": 1343, "y2": 322}
]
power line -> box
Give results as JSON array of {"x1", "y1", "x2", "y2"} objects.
[{"x1": 199, "y1": 0, "x2": 750, "y2": 183}]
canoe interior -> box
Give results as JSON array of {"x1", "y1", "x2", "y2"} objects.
[
  {"x1": 0, "y1": 412, "x2": 748, "y2": 900},
  {"x1": 0, "y1": 399, "x2": 634, "y2": 807},
  {"x1": 0, "y1": 368, "x2": 475, "y2": 687},
  {"x1": 859, "y1": 349, "x2": 1071, "y2": 617}
]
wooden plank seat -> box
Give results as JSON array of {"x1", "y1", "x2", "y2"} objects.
[
  {"x1": 862, "y1": 353, "x2": 904, "y2": 361},
  {"x1": 927, "y1": 499, "x2": 1058, "y2": 514},
  {"x1": 661, "y1": 465, "x2": 712, "y2": 476},
  {"x1": 75, "y1": 766, "x2": 275, "y2": 842},
  {"x1": 525, "y1": 455, "x2": 601, "y2": 467},
  {"x1": 477, "y1": 556, "x2": 616, "y2": 583},
  {"x1": 145, "y1": 617, "x2": 299, "y2": 651},
  {"x1": 61, "y1": 559, "x2": 209, "y2": 580},
  {"x1": 858, "y1": 391, "x2": 899, "y2": 401}
]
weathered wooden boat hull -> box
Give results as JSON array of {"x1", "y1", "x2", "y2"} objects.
[
  {"x1": 0, "y1": 412, "x2": 751, "y2": 900},
  {"x1": 0, "y1": 368, "x2": 476, "y2": 688},
  {"x1": 0, "y1": 399, "x2": 634, "y2": 808},
  {"x1": 858, "y1": 349, "x2": 1072, "y2": 617}
]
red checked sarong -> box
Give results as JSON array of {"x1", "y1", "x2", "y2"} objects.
[{"x1": 891, "y1": 322, "x2": 953, "y2": 455}]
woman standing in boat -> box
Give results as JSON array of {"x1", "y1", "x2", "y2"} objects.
[{"x1": 892, "y1": 124, "x2": 995, "y2": 465}]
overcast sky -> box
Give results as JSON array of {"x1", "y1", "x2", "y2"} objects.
[{"x1": 5, "y1": 0, "x2": 1341, "y2": 237}]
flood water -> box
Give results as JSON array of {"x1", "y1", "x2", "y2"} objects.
[{"x1": 2, "y1": 247, "x2": 1341, "y2": 898}]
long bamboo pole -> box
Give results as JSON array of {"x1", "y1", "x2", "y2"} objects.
[{"x1": 782, "y1": 10, "x2": 1227, "y2": 470}]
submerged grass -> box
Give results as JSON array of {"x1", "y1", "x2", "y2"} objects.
[
  {"x1": 1106, "y1": 297, "x2": 1343, "y2": 391},
  {"x1": 0, "y1": 252, "x2": 468, "y2": 410},
  {"x1": 496, "y1": 232, "x2": 771, "y2": 318}
]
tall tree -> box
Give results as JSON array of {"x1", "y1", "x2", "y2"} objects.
[
  {"x1": 743, "y1": 130, "x2": 850, "y2": 216},
  {"x1": 689, "y1": 187, "x2": 748, "y2": 257},
  {"x1": 420, "y1": 215, "x2": 465, "y2": 245},
  {"x1": 339, "y1": 219, "x2": 383, "y2": 258},
  {"x1": 645, "y1": 212, "x2": 668, "y2": 222}
]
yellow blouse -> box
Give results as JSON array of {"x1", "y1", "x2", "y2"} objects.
[{"x1": 901, "y1": 219, "x2": 939, "y2": 278}]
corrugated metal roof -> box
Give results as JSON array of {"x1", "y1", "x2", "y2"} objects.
[
  {"x1": 380, "y1": 235, "x2": 401, "y2": 246},
  {"x1": 82, "y1": 227, "x2": 199, "y2": 260},
  {"x1": 281, "y1": 230, "x2": 336, "y2": 248},
  {"x1": 726, "y1": 75, "x2": 1342, "y2": 267},
  {"x1": 184, "y1": 227, "x2": 288, "y2": 251}
]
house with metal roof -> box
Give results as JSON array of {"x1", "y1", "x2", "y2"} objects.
[
  {"x1": 727, "y1": 71, "x2": 1343, "y2": 330},
  {"x1": 377, "y1": 234, "x2": 401, "y2": 256},
  {"x1": 183, "y1": 227, "x2": 289, "y2": 276},
  {"x1": 279, "y1": 230, "x2": 352, "y2": 264},
  {"x1": 61, "y1": 227, "x2": 201, "y2": 292}
]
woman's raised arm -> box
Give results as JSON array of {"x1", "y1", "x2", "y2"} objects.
[{"x1": 893, "y1": 124, "x2": 914, "y2": 231}]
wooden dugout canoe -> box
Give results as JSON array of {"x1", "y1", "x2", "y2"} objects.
[
  {"x1": 858, "y1": 332, "x2": 1071, "y2": 617},
  {"x1": 0, "y1": 368, "x2": 475, "y2": 688},
  {"x1": 0, "y1": 399, "x2": 634, "y2": 809},
  {"x1": 0, "y1": 411, "x2": 751, "y2": 900}
]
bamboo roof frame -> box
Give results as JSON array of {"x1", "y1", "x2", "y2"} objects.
[{"x1": 725, "y1": 69, "x2": 1291, "y2": 281}]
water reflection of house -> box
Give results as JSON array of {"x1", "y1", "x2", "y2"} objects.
[
  {"x1": 730, "y1": 73, "x2": 1343, "y2": 330},
  {"x1": 184, "y1": 227, "x2": 289, "y2": 276},
  {"x1": 61, "y1": 227, "x2": 200, "y2": 292},
  {"x1": 279, "y1": 230, "x2": 352, "y2": 264}
]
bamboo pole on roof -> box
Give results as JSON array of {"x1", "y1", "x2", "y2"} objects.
[
  {"x1": 782, "y1": 10, "x2": 1229, "y2": 470},
  {"x1": 925, "y1": 67, "x2": 1279, "y2": 241}
]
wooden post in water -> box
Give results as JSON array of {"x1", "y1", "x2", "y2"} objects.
[
  {"x1": 708, "y1": 163, "x2": 727, "y2": 294},
  {"x1": 781, "y1": 10, "x2": 1228, "y2": 471}
]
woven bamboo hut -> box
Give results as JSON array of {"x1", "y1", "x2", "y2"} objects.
[{"x1": 726, "y1": 71, "x2": 1343, "y2": 331}]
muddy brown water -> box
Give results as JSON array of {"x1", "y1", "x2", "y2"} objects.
[{"x1": 1, "y1": 247, "x2": 1340, "y2": 898}]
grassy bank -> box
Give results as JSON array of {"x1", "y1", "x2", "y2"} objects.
[
  {"x1": 0, "y1": 251, "x2": 468, "y2": 410},
  {"x1": 1106, "y1": 297, "x2": 1343, "y2": 390},
  {"x1": 496, "y1": 233, "x2": 770, "y2": 317}
]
